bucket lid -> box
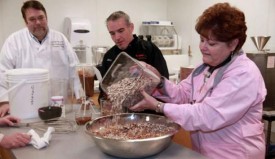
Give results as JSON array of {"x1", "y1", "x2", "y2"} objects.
[
  {"x1": 7, "y1": 74, "x2": 49, "y2": 81},
  {"x1": 6, "y1": 68, "x2": 49, "y2": 76}
]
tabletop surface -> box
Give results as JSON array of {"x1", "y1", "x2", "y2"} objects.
[{"x1": 1, "y1": 106, "x2": 208, "y2": 159}]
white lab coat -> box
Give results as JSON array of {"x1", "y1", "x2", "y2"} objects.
[{"x1": 0, "y1": 28, "x2": 82, "y2": 101}]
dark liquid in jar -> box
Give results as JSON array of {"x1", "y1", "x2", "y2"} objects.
[
  {"x1": 78, "y1": 73, "x2": 94, "y2": 97},
  {"x1": 75, "y1": 116, "x2": 91, "y2": 125}
]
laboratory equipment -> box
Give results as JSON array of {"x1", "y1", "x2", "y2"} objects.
[
  {"x1": 140, "y1": 21, "x2": 181, "y2": 54},
  {"x1": 251, "y1": 36, "x2": 271, "y2": 52}
]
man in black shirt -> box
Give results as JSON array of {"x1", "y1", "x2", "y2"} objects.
[{"x1": 98, "y1": 11, "x2": 169, "y2": 111}]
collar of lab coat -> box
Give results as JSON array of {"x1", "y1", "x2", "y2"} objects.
[{"x1": 28, "y1": 29, "x2": 49, "y2": 44}]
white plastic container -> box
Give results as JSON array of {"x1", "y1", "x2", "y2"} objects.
[
  {"x1": 51, "y1": 96, "x2": 64, "y2": 106},
  {"x1": 6, "y1": 68, "x2": 49, "y2": 119},
  {"x1": 51, "y1": 95, "x2": 65, "y2": 117}
]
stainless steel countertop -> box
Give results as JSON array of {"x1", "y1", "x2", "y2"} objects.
[{"x1": 1, "y1": 108, "x2": 208, "y2": 159}]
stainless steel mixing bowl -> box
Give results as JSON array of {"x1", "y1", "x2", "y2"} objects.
[{"x1": 85, "y1": 113, "x2": 180, "y2": 158}]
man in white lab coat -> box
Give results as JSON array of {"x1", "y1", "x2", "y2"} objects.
[{"x1": 0, "y1": 0, "x2": 82, "y2": 116}]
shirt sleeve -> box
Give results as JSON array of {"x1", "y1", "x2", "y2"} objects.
[{"x1": 0, "y1": 36, "x2": 17, "y2": 102}]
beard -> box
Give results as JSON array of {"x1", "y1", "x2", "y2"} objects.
[{"x1": 32, "y1": 26, "x2": 48, "y2": 40}]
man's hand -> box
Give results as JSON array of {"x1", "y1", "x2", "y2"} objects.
[
  {"x1": 0, "y1": 102, "x2": 10, "y2": 117},
  {"x1": 0, "y1": 115, "x2": 20, "y2": 126},
  {"x1": 0, "y1": 133, "x2": 31, "y2": 149}
]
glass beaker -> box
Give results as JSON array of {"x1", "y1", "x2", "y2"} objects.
[
  {"x1": 92, "y1": 46, "x2": 109, "y2": 65},
  {"x1": 73, "y1": 40, "x2": 88, "y2": 63},
  {"x1": 76, "y1": 64, "x2": 95, "y2": 97},
  {"x1": 74, "y1": 98, "x2": 100, "y2": 125},
  {"x1": 75, "y1": 108, "x2": 92, "y2": 125}
]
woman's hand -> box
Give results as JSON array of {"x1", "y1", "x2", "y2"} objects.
[
  {"x1": 130, "y1": 90, "x2": 158, "y2": 112},
  {"x1": 0, "y1": 133, "x2": 31, "y2": 149},
  {"x1": 0, "y1": 103, "x2": 10, "y2": 117},
  {"x1": 0, "y1": 115, "x2": 20, "y2": 126}
]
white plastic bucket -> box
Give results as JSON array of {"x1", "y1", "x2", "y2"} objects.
[{"x1": 6, "y1": 68, "x2": 49, "y2": 119}]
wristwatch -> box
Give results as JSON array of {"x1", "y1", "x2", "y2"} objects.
[{"x1": 156, "y1": 101, "x2": 164, "y2": 113}]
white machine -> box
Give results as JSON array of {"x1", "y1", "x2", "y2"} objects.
[
  {"x1": 140, "y1": 21, "x2": 182, "y2": 55},
  {"x1": 64, "y1": 17, "x2": 92, "y2": 63}
]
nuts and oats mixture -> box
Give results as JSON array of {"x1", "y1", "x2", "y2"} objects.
[
  {"x1": 105, "y1": 76, "x2": 157, "y2": 115},
  {"x1": 90, "y1": 121, "x2": 176, "y2": 140}
]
